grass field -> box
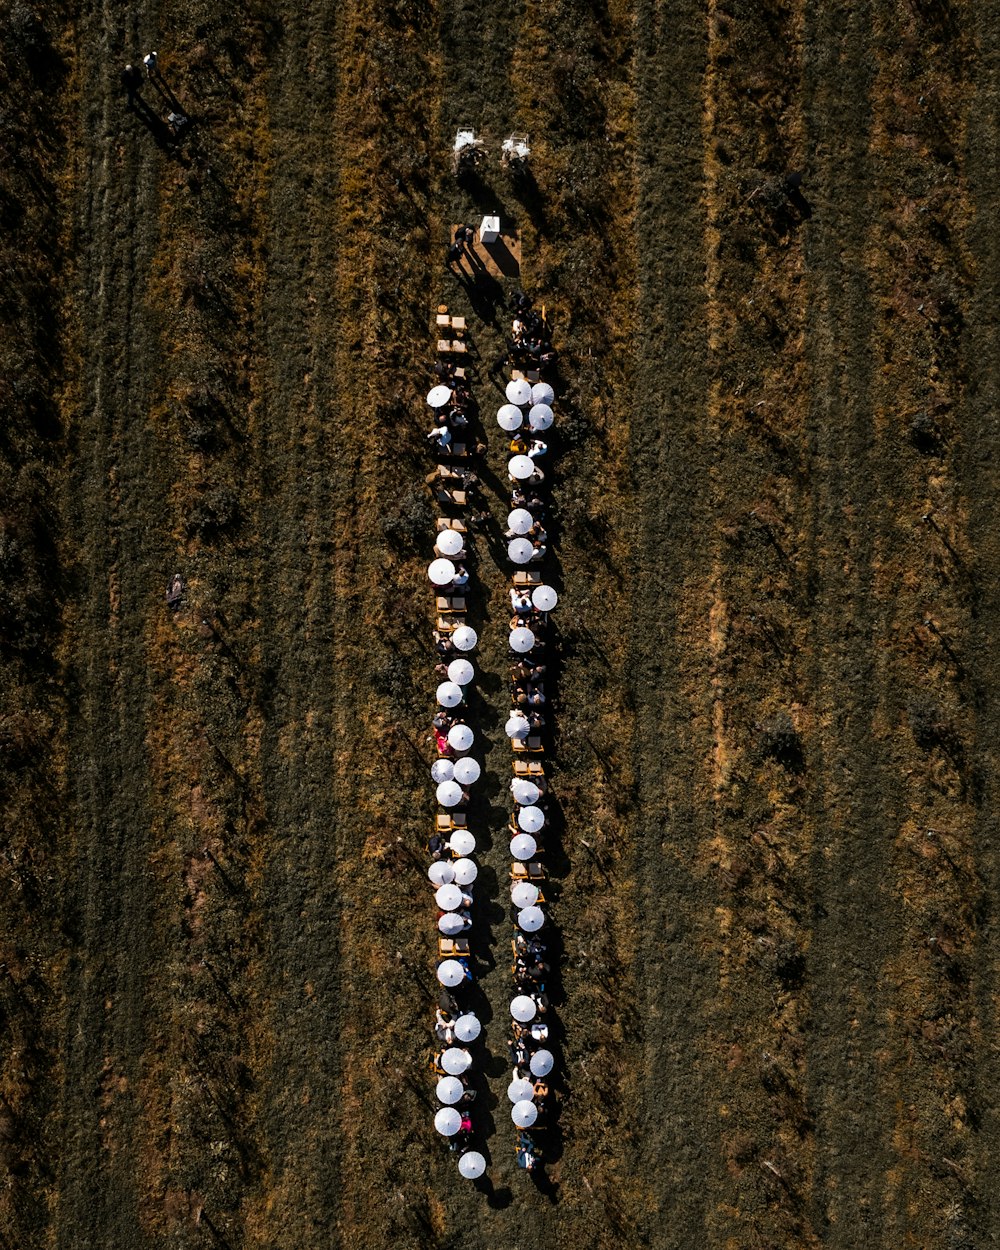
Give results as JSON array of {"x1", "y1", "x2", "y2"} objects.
[{"x1": 5, "y1": 0, "x2": 1000, "y2": 1246}]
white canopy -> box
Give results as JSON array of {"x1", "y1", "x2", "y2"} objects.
[
  {"x1": 437, "y1": 959, "x2": 465, "y2": 987},
  {"x1": 507, "y1": 1077, "x2": 534, "y2": 1103},
  {"x1": 452, "y1": 625, "x2": 477, "y2": 652},
  {"x1": 506, "y1": 714, "x2": 531, "y2": 739},
  {"x1": 447, "y1": 723, "x2": 474, "y2": 751},
  {"x1": 435, "y1": 883, "x2": 464, "y2": 911},
  {"x1": 447, "y1": 658, "x2": 474, "y2": 686},
  {"x1": 436, "y1": 780, "x2": 463, "y2": 808},
  {"x1": 509, "y1": 627, "x2": 535, "y2": 653},
  {"x1": 441, "y1": 1047, "x2": 472, "y2": 1075},
  {"x1": 532, "y1": 584, "x2": 558, "y2": 612},
  {"x1": 458, "y1": 1150, "x2": 486, "y2": 1179},
  {"x1": 455, "y1": 1013, "x2": 481, "y2": 1042},
  {"x1": 452, "y1": 857, "x2": 478, "y2": 885},
  {"x1": 506, "y1": 378, "x2": 532, "y2": 406},
  {"x1": 436, "y1": 1075, "x2": 464, "y2": 1104},
  {"x1": 427, "y1": 384, "x2": 453, "y2": 408},
  {"x1": 428, "y1": 557, "x2": 457, "y2": 586},
  {"x1": 507, "y1": 508, "x2": 533, "y2": 535},
  {"x1": 517, "y1": 905, "x2": 545, "y2": 932},
  {"x1": 511, "y1": 1099, "x2": 538, "y2": 1127},
  {"x1": 453, "y1": 757, "x2": 480, "y2": 785},
  {"x1": 510, "y1": 994, "x2": 537, "y2": 1022},
  {"x1": 438, "y1": 911, "x2": 466, "y2": 935},
  {"x1": 508, "y1": 454, "x2": 535, "y2": 480},
  {"x1": 517, "y1": 805, "x2": 544, "y2": 833},
  {"x1": 530, "y1": 1049, "x2": 554, "y2": 1077},
  {"x1": 428, "y1": 860, "x2": 455, "y2": 886},
  {"x1": 511, "y1": 779, "x2": 540, "y2": 804},
  {"x1": 510, "y1": 833, "x2": 537, "y2": 861},
  {"x1": 508, "y1": 538, "x2": 534, "y2": 565},
  {"x1": 436, "y1": 681, "x2": 463, "y2": 708},
  {"x1": 431, "y1": 758, "x2": 455, "y2": 783},
  {"x1": 511, "y1": 881, "x2": 539, "y2": 908},
  {"x1": 449, "y1": 829, "x2": 476, "y2": 856},
  {"x1": 435, "y1": 528, "x2": 464, "y2": 557},
  {"x1": 531, "y1": 381, "x2": 554, "y2": 405},
  {"x1": 497, "y1": 404, "x2": 523, "y2": 431},
  {"x1": 528, "y1": 403, "x2": 553, "y2": 431},
  {"x1": 435, "y1": 1107, "x2": 461, "y2": 1136}
]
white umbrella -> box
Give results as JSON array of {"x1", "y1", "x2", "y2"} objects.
[
  {"x1": 435, "y1": 1107, "x2": 462, "y2": 1136},
  {"x1": 506, "y1": 714, "x2": 530, "y2": 739},
  {"x1": 458, "y1": 1151, "x2": 486, "y2": 1179},
  {"x1": 438, "y1": 911, "x2": 467, "y2": 935},
  {"x1": 531, "y1": 381, "x2": 554, "y2": 406},
  {"x1": 436, "y1": 1075, "x2": 464, "y2": 1104},
  {"x1": 528, "y1": 403, "x2": 554, "y2": 431},
  {"x1": 437, "y1": 681, "x2": 463, "y2": 708},
  {"x1": 436, "y1": 529, "x2": 464, "y2": 557},
  {"x1": 431, "y1": 758, "x2": 455, "y2": 783},
  {"x1": 455, "y1": 1013, "x2": 481, "y2": 1042},
  {"x1": 507, "y1": 508, "x2": 533, "y2": 535},
  {"x1": 442, "y1": 1047, "x2": 472, "y2": 1075},
  {"x1": 452, "y1": 625, "x2": 478, "y2": 652},
  {"x1": 518, "y1": 905, "x2": 545, "y2": 932},
  {"x1": 511, "y1": 881, "x2": 539, "y2": 908},
  {"x1": 508, "y1": 454, "x2": 535, "y2": 480},
  {"x1": 510, "y1": 833, "x2": 537, "y2": 861},
  {"x1": 428, "y1": 558, "x2": 457, "y2": 586},
  {"x1": 427, "y1": 384, "x2": 453, "y2": 408},
  {"x1": 453, "y1": 757, "x2": 480, "y2": 785},
  {"x1": 510, "y1": 995, "x2": 537, "y2": 1023},
  {"x1": 509, "y1": 627, "x2": 535, "y2": 653},
  {"x1": 435, "y1": 883, "x2": 463, "y2": 910},
  {"x1": 508, "y1": 1077, "x2": 534, "y2": 1103},
  {"x1": 508, "y1": 538, "x2": 534, "y2": 565},
  {"x1": 511, "y1": 1099, "x2": 538, "y2": 1128},
  {"x1": 437, "y1": 780, "x2": 463, "y2": 808},
  {"x1": 506, "y1": 378, "x2": 532, "y2": 406},
  {"x1": 447, "y1": 659, "x2": 474, "y2": 686},
  {"x1": 428, "y1": 860, "x2": 455, "y2": 886},
  {"x1": 511, "y1": 779, "x2": 540, "y2": 804},
  {"x1": 530, "y1": 1049, "x2": 554, "y2": 1077},
  {"x1": 453, "y1": 857, "x2": 478, "y2": 886},
  {"x1": 447, "y1": 723, "x2": 474, "y2": 751},
  {"x1": 497, "y1": 404, "x2": 523, "y2": 431},
  {"x1": 518, "y1": 805, "x2": 544, "y2": 833},
  {"x1": 438, "y1": 958, "x2": 466, "y2": 987},
  {"x1": 532, "y1": 584, "x2": 558, "y2": 612},
  {"x1": 450, "y1": 829, "x2": 476, "y2": 856}
]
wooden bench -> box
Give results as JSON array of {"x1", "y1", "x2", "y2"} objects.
[
  {"x1": 436, "y1": 596, "x2": 467, "y2": 613},
  {"x1": 512, "y1": 735, "x2": 543, "y2": 754},
  {"x1": 512, "y1": 570, "x2": 542, "y2": 588},
  {"x1": 436, "y1": 518, "x2": 468, "y2": 534},
  {"x1": 513, "y1": 759, "x2": 545, "y2": 778},
  {"x1": 511, "y1": 861, "x2": 547, "y2": 881},
  {"x1": 439, "y1": 937, "x2": 471, "y2": 957}
]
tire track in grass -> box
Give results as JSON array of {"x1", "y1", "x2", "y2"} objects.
[
  {"x1": 962, "y1": 1, "x2": 1000, "y2": 1239},
  {"x1": 631, "y1": 1, "x2": 717, "y2": 1245},
  {"x1": 242, "y1": 0, "x2": 347, "y2": 1242},
  {"x1": 800, "y1": 3, "x2": 898, "y2": 1242},
  {"x1": 55, "y1": 0, "x2": 170, "y2": 1242}
]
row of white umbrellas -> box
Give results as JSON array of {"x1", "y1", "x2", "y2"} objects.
[
  {"x1": 497, "y1": 403, "x2": 553, "y2": 432},
  {"x1": 505, "y1": 379, "x2": 553, "y2": 407}
]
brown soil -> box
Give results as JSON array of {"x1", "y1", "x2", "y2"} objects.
[{"x1": 4, "y1": 0, "x2": 1000, "y2": 1247}]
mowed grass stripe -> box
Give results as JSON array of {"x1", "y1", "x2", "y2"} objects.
[
  {"x1": 632, "y1": 1, "x2": 718, "y2": 1245},
  {"x1": 801, "y1": 2, "x2": 900, "y2": 1243}
]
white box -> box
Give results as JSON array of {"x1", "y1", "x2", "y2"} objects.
[{"x1": 480, "y1": 215, "x2": 500, "y2": 244}]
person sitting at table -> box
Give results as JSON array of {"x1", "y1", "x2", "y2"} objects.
[
  {"x1": 529, "y1": 522, "x2": 547, "y2": 543},
  {"x1": 509, "y1": 433, "x2": 528, "y2": 455},
  {"x1": 525, "y1": 687, "x2": 545, "y2": 707},
  {"x1": 428, "y1": 424, "x2": 452, "y2": 446},
  {"x1": 510, "y1": 589, "x2": 533, "y2": 614},
  {"x1": 435, "y1": 1008, "x2": 456, "y2": 1043},
  {"x1": 428, "y1": 833, "x2": 447, "y2": 862},
  {"x1": 434, "y1": 633, "x2": 456, "y2": 655},
  {"x1": 532, "y1": 1078, "x2": 550, "y2": 1100},
  {"x1": 510, "y1": 486, "x2": 528, "y2": 507},
  {"x1": 432, "y1": 710, "x2": 455, "y2": 732},
  {"x1": 450, "y1": 564, "x2": 469, "y2": 589}
]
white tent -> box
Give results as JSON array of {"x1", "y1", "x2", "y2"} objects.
[{"x1": 435, "y1": 1107, "x2": 461, "y2": 1136}]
